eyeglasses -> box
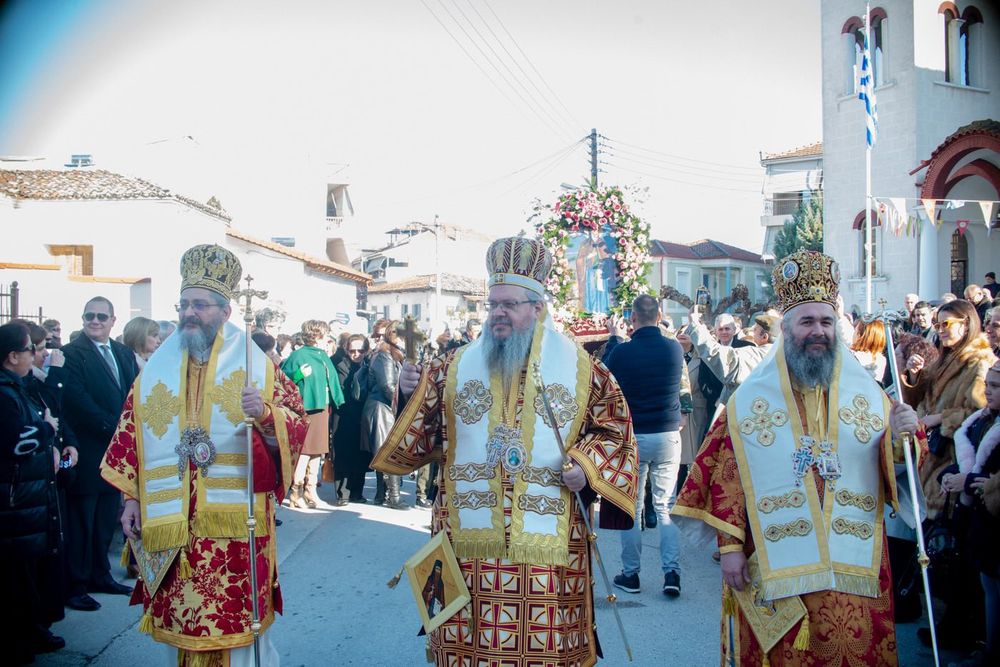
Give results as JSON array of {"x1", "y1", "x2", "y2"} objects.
[
  {"x1": 83, "y1": 312, "x2": 110, "y2": 322},
  {"x1": 348, "y1": 348, "x2": 364, "y2": 355},
  {"x1": 933, "y1": 317, "x2": 966, "y2": 331},
  {"x1": 17, "y1": 343, "x2": 36, "y2": 353},
  {"x1": 174, "y1": 300, "x2": 220, "y2": 313},
  {"x1": 485, "y1": 300, "x2": 533, "y2": 312}
]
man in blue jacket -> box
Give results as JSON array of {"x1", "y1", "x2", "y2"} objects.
[{"x1": 603, "y1": 294, "x2": 686, "y2": 597}]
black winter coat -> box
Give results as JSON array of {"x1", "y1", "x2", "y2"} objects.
[{"x1": 0, "y1": 368, "x2": 60, "y2": 559}]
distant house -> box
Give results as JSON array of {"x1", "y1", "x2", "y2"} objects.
[
  {"x1": 647, "y1": 239, "x2": 769, "y2": 326},
  {"x1": 366, "y1": 273, "x2": 486, "y2": 333},
  {"x1": 759, "y1": 142, "x2": 823, "y2": 261},
  {"x1": 0, "y1": 163, "x2": 371, "y2": 335}
]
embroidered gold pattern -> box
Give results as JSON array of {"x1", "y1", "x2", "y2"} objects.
[
  {"x1": 210, "y1": 370, "x2": 250, "y2": 426},
  {"x1": 763, "y1": 518, "x2": 813, "y2": 542},
  {"x1": 521, "y1": 466, "x2": 563, "y2": 487},
  {"x1": 834, "y1": 489, "x2": 878, "y2": 512},
  {"x1": 449, "y1": 462, "x2": 495, "y2": 482},
  {"x1": 145, "y1": 488, "x2": 184, "y2": 504},
  {"x1": 756, "y1": 489, "x2": 807, "y2": 514},
  {"x1": 837, "y1": 395, "x2": 884, "y2": 444},
  {"x1": 739, "y1": 397, "x2": 789, "y2": 447},
  {"x1": 454, "y1": 380, "x2": 492, "y2": 425},
  {"x1": 533, "y1": 383, "x2": 579, "y2": 428},
  {"x1": 452, "y1": 490, "x2": 498, "y2": 510},
  {"x1": 832, "y1": 517, "x2": 874, "y2": 540},
  {"x1": 204, "y1": 477, "x2": 248, "y2": 490},
  {"x1": 142, "y1": 381, "x2": 181, "y2": 438},
  {"x1": 517, "y1": 493, "x2": 566, "y2": 516}
]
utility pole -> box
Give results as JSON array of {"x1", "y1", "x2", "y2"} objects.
[{"x1": 589, "y1": 128, "x2": 598, "y2": 189}]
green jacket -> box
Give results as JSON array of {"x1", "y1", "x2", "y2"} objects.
[{"x1": 281, "y1": 346, "x2": 344, "y2": 412}]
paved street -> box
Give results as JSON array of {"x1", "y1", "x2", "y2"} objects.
[{"x1": 40, "y1": 476, "x2": 951, "y2": 666}]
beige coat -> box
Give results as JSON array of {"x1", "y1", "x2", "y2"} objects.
[{"x1": 904, "y1": 336, "x2": 996, "y2": 519}]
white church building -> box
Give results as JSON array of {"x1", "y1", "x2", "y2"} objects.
[{"x1": 821, "y1": 0, "x2": 999, "y2": 310}]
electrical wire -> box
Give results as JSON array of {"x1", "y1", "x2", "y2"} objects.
[
  {"x1": 601, "y1": 148, "x2": 764, "y2": 185},
  {"x1": 473, "y1": 0, "x2": 582, "y2": 132},
  {"x1": 602, "y1": 135, "x2": 764, "y2": 171},
  {"x1": 602, "y1": 160, "x2": 763, "y2": 194},
  {"x1": 499, "y1": 141, "x2": 586, "y2": 196},
  {"x1": 431, "y1": 0, "x2": 574, "y2": 141},
  {"x1": 599, "y1": 143, "x2": 762, "y2": 182}
]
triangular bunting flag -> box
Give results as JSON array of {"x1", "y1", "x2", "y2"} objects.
[
  {"x1": 956, "y1": 219, "x2": 969, "y2": 237},
  {"x1": 889, "y1": 198, "x2": 907, "y2": 237},
  {"x1": 921, "y1": 198, "x2": 941, "y2": 228},
  {"x1": 978, "y1": 201, "x2": 997, "y2": 236}
]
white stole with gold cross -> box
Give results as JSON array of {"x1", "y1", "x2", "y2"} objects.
[
  {"x1": 727, "y1": 340, "x2": 893, "y2": 601},
  {"x1": 443, "y1": 311, "x2": 590, "y2": 566},
  {"x1": 133, "y1": 321, "x2": 273, "y2": 553}
]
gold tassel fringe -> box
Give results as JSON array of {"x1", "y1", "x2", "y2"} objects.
[
  {"x1": 452, "y1": 539, "x2": 507, "y2": 561},
  {"x1": 793, "y1": 615, "x2": 810, "y2": 651},
  {"x1": 120, "y1": 542, "x2": 131, "y2": 567},
  {"x1": 139, "y1": 612, "x2": 154, "y2": 635},
  {"x1": 179, "y1": 649, "x2": 224, "y2": 667},
  {"x1": 759, "y1": 572, "x2": 833, "y2": 603},
  {"x1": 193, "y1": 510, "x2": 268, "y2": 539},
  {"x1": 141, "y1": 521, "x2": 188, "y2": 553},
  {"x1": 762, "y1": 654, "x2": 771, "y2": 667},
  {"x1": 506, "y1": 543, "x2": 569, "y2": 567},
  {"x1": 425, "y1": 639, "x2": 434, "y2": 663},
  {"x1": 387, "y1": 566, "x2": 404, "y2": 589},
  {"x1": 177, "y1": 549, "x2": 193, "y2": 579},
  {"x1": 722, "y1": 584, "x2": 738, "y2": 617},
  {"x1": 833, "y1": 571, "x2": 880, "y2": 598}
]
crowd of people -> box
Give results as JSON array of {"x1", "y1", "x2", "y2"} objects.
[{"x1": 2, "y1": 241, "x2": 999, "y2": 665}]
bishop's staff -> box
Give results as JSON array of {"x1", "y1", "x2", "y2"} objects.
[
  {"x1": 862, "y1": 301, "x2": 939, "y2": 667},
  {"x1": 531, "y1": 362, "x2": 634, "y2": 662},
  {"x1": 235, "y1": 274, "x2": 268, "y2": 667}
]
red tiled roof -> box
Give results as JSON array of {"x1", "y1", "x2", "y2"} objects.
[
  {"x1": 761, "y1": 142, "x2": 823, "y2": 161},
  {"x1": 368, "y1": 273, "x2": 487, "y2": 295},
  {"x1": 225, "y1": 229, "x2": 372, "y2": 285},
  {"x1": 929, "y1": 119, "x2": 1000, "y2": 160},
  {"x1": 649, "y1": 239, "x2": 764, "y2": 264},
  {"x1": 0, "y1": 169, "x2": 232, "y2": 221}
]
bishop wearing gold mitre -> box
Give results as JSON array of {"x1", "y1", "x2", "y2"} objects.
[
  {"x1": 373, "y1": 236, "x2": 638, "y2": 666},
  {"x1": 101, "y1": 244, "x2": 307, "y2": 667},
  {"x1": 673, "y1": 249, "x2": 925, "y2": 666}
]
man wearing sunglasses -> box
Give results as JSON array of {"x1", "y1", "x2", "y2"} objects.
[{"x1": 61, "y1": 296, "x2": 140, "y2": 611}]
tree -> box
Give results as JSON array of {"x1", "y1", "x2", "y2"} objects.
[{"x1": 772, "y1": 197, "x2": 823, "y2": 261}]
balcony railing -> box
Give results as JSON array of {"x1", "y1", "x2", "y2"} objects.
[{"x1": 325, "y1": 216, "x2": 344, "y2": 229}]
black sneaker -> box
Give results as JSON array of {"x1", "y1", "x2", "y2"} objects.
[
  {"x1": 663, "y1": 571, "x2": 681, "y2": 597},
  {"x1": 613, "y1": 572, "x2": 640, "y2": 594}
]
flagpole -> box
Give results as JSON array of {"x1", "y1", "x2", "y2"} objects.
[{"x1": 864, "y1": 2, "x2": 873, "y2": 314}]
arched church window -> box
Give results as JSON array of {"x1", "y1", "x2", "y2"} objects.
[
  {"x1": 853, "y1": 210, "x2": 881, "y2": 277},
  {"x1": 941, "y1": 3, "x2": 984, "y2": 86},
  {"x1": 950, "y1": 228, "x2": 968, "y2": 295}
]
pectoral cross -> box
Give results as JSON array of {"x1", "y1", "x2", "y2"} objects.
[{"x1": 397, "y1": 316, "x2": 427, "y2": 364}]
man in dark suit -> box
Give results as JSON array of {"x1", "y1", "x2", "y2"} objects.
[{"x1": 61, "y1": 296, "x2": 139, "y2": 611}]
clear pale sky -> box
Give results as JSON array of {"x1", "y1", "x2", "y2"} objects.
[{"x1": 0, "y1": 0, "x2": 822, "y2": 256}]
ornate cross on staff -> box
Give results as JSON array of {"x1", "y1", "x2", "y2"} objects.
[
  {"x1": 397, "y1": 316, "x2": 427, "y2": 364},
  {"x1": 232, "y1": 274, "x2": 269, "y2": 667},
  {"x1": 862, "y1": 297, "x2": 940, "y2": 667}
]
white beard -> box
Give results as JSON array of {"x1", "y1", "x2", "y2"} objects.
[{"x1": 481, "y1": 323, "x2": 535, "y2": 387}]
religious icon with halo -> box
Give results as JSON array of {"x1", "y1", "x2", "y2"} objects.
[{"x1": 404, "y1": 531, "x2": 471, "y2": 633}]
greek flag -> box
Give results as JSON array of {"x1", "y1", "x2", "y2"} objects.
[{"x1": 858, "y1": 29, "x2": 878, "y2": 147}]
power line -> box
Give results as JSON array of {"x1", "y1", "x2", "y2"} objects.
[
  {"x1": 473, "y1": 0, "x2": 582, "y2": 132},
  {"x1": 432, "y1": 0, "x2": 574, "y2": 141},
  {"x1": 602, "y1": 160, "x2": 763, "y2": 194},
  {"x1": 500, "y1": 141, "x2": 586, "y2": 196},
  {"x1": 602, "y1": 135, "x2": 763, "y2": 171},
  {"x1": 599, "y1": 143, "x2": 763, "y2": 182},
  {"x1": 601, "y1": 148, "x2": 764, "y2": 185}
]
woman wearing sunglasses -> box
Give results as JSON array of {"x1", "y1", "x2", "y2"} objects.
[
  {"x1": 902, "y1": 298, "x2": 997, "y2": 648},
  {"x1": 0, "y1": 321, "x2": 67, "y2": 663}
]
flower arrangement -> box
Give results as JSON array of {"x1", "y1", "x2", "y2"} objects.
[{"x1": 533, "y1": 185, "x2": 651, "y2": 321}]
